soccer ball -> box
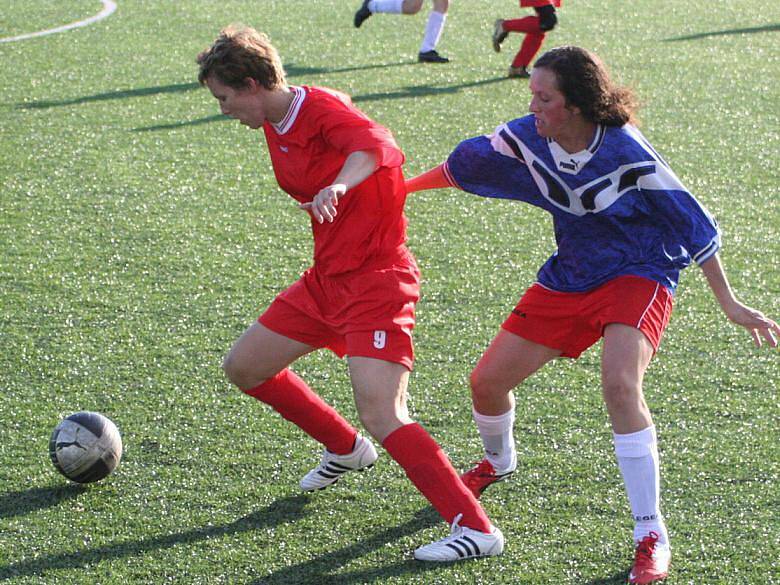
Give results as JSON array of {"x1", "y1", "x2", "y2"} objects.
[{"x1": 49, "y1": 411, "x2": 123, "y2": 483}]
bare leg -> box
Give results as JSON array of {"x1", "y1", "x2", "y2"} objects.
[
  {"x1": 225, "y1": 322, "x2": 357, "y2": 455},
  {"x1": 350, "y1": 356, "x2": 493, "y2": 532},
  {"x1": 471, "y1": 329, "x2": 561, "y2": 415},
  {"x1": 222, "y1": 322, "x2": 314, "y2": 389},
  {"x1": 348, "y1": 356, "x2": 412, "y2": 442},
  {"x1": 601, "y1": 323, "x2": 654, "y2": 434},
  {"x1": 602, "y1": 323, "x2": 669, "y2": 547}
]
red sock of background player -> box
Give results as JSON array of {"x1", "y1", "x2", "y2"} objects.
[
  {"x1": 513, "y1": 32, "x2": 546, "y2": 69},
  {"x1": 243, "y1": 369, "x2": 357, "y2": 455},
  {"x1": 502, "y1": 16, "x2": 546, "y2": 69},
  {"x1": 502, "y1": 15, "x2": 542, "y2": 34},
  {"x1": 383, "y1": 422, "x2": 493, "y2": 532}
]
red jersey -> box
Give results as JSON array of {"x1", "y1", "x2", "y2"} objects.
[{"x1": 263, "y1": 85, "x2": 409, "y2": 276}]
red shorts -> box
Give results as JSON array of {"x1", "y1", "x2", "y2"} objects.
[
  {"x1": 520, "y1": 0, "x2": 561, "y2": 8},
  {"x1": 259, "y1": 253, "x2": 420, "y2": 370},
  {"x1": 502, "y1": 275, "x2": 673, "y2": 358}
]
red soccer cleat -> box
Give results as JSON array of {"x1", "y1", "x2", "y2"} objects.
[
  {"x1": 460, "y1": 459, "x2": 514, "y2": 499},
  {"x1": 628, "y1": 531, "x2": 671, "y2": 584}
]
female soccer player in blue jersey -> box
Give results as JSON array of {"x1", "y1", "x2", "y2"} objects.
[{"x1": 405, "y1": 46, "x2": 779, "y2": 583}]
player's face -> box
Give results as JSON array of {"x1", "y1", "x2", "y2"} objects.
[
  {"x1": 205, "y1": 76, "x2": 265, "y2": 129},
  {"x1": 528, "y1": 67, "x2": 579, "y2": 140}
]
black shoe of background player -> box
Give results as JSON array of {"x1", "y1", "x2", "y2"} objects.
[
  {"x1": 418, "y1": 50, "x2": 450, "y2": 63},
  {"x1": 354, "y1": 0, "x2": 372, "y2": 28}
]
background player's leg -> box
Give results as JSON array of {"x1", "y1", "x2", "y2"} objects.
[
  {"x1": 512, "y1": 31, "x2": 545, "y2": 70},
  {"x1": 419, "y1": 0, "x2": 449, "y2": 53},
  {"x1": 501, "y1": 15, "x2": 542, "y2": 34},
  {"x1": 497, "y1": 16, "x2": 545, "y2": 76},
  {"x1": 370, "y1": 0, "x2": 415, "y2": 14},
  {"x1": 419, "y1": 9, "x2": 447, "y2": 53}
]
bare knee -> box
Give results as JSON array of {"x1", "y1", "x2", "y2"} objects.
[
  {"x1": 222, "y1": 351, "x2": 274, "y2": 390},
  {"x1": 357, "y1": 409, "x2": 386, "y2": 440},
  {"x1": 469, "y1": 362, "x2": 525, "y2": 403},
  {"x1": 403, "y1": 0, "x2": 424, "y2": 14},
  {"x1": 602, "y1": 373, "x2": 646, "y2": 414},
  {"x1": 470, "y1": 367, "x2": 495, "y2": 403},
  {"x1": 468, "y1": 369, "x2": 516, "y2": 417},
  {"x1": 431, "y1": 0, "x2": 449, "y2": 14},
  {"x1": 355, "y1": 397, "x2": 410, "y2": 443}
]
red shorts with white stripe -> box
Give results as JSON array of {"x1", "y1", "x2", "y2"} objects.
[
  {"x1": 501, "y1": 275, "x2": 673, "y2": 358},
  {"x1": 258, "y1": 252, "x2": 420, "y2": 371}
]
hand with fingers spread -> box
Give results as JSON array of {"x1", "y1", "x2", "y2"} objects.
[
  {"x1": 723, "y1": 301, "x2": 780, "y2": 348},
  {"x1": 700, "y1": 254, "x2": 779, "y2": 349},
  {"x1": 300, "y1": 183, "x2": 347, "y2": 224}
]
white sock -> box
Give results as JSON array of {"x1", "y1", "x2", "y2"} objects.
[
  {"x1": 368, "y1": 0, "x2": 404, "y2": 13},
  {"x1": 419, "y1": 10, "x2": 446, "y2": 53},
  {"x1": 473, "y1": 406, "x2": 516, "y2": 474},
  {"x1": 613, "y1": 426, "x2": 669, "y2": 545}
]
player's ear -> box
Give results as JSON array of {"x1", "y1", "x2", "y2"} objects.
[{"x1": 243, "y1": 77, "x2": 261, "y2": 92}]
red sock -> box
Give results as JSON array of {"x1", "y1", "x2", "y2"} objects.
[
  {"x1": 502, "y1": 15, "x2": 542, "y2": 34},
  {"x1": 383, "y1": 423, "x2": 492, "y2": 533},
  {"x1": 243, "y1": 369, "x2": 357, "y2": 455},
  {"x1": 513, "y1": 31, "x2": 546, "y2": 68}
]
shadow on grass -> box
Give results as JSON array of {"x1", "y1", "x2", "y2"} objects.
[
  {"x1": 664, "y1": 23, "x2": 779, "y2": 41},
  {"x1": 131, "y1": 76, "x2": 507, "y2": 132},
  {"x1": 0, "y1": 494, "x2": 310, "y2": 581},
  {"x1": 586, "y1": 571, "x2": 631, "y2": 585},
  {"x1": 133, "y1": 113, "x2": 230, "y2": 132},
  {"x1": 352, "y1": 76, "x2": 506, "y2": 103},
  {"x1": 252, "y1": 506, "x2": 442, "y2": 584},
  {"x1": 0, "y1": 484, "x2": 87, "y2": 519},
  {"x1": 19, "y1": 81, "x2": 200, "y2": 110},
  {"x1": 16, "y1": 61, "x2": 414, "y2": 111}
]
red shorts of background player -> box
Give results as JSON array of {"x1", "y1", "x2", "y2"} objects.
[
  {"x1": 259, "y1": 253, "x2": 420, "y2": 371},
  {"x1": 502, "y1": 275, "x2": 674, "y2": 358}
]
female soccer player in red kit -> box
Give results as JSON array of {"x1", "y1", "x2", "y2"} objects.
[
  {"x1": 492, "y1": 0, "x2": 561, "y2": 78},
  {"x1": 197, "y1": 24, "x2": 502, "y2": 562}
]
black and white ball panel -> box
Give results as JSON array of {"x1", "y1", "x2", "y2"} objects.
[{"x1": 49, "y1": 411, "x2": 122, "y2": 483}]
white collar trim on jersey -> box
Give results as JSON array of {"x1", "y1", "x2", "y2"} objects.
[
  {"x1": 547, "y1": 124, "x2": 605, "y2": 175},
  {"x1": 271, "y1": 86, "x2": 306, "y2": 135}
]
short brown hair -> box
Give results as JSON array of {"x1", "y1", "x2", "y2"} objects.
[
  {"x1": 534, "y1": 46, "x2": 639, "y2": 127},
  {"x1": 197, "y1": 24, "x2": 286, "y2": 90}
]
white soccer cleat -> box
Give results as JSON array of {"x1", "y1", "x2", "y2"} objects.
[
  {"x1": 299, "y1": 434, "x2": 378, "y2": 491},
  {"x1": 413, "y1": 513, "x2": 504, "y2": 562}
]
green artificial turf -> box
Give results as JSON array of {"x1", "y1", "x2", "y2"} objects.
[{"x1": 1, "y1": 1, "x2": 778, "y2": 583}]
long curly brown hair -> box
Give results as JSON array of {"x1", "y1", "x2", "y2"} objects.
[{"x1": 535, "y1": 46, "x2": 639, "y2": 127}]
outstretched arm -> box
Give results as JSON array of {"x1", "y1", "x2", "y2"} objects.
[
  {"x1": 300, "y1": 150, "x2": 378, "y2": 223},
  {"x1": 700, "y1": 253, "x2": 779, "y2": 347},
  {"x1": 404, "y1": 163, "x2": 452, "y2": 193}
]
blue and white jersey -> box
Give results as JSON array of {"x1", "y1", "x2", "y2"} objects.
[{"x1": 444, "y1": 115, "x2": 721, "y2": 293}]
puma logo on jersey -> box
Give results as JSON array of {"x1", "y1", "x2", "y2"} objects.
[{"x1": 559, "y1": 159, "x2": 578, "y2": 171}]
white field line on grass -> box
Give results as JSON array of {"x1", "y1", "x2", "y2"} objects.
[{"x1": 0, "y1": 0, "x2": 117, "y2": 43}]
